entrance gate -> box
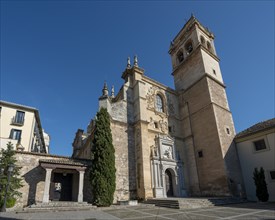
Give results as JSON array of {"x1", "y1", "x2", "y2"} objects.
[{"x1": 165, "y1": 169, "x2": 173, "y2": 197}]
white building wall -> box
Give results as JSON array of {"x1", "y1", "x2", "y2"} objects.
[
  {"x1": 0, "y1": 101, "x2": 48, "y2": 153},
  {"x1": 236, "y1": 130, "x2": 275, "y2": 201}
]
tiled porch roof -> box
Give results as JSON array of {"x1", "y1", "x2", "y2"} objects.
[{"x1": 39, "y1": 158, "x2": 90, "y2": 167}]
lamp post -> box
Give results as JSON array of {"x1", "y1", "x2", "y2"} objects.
[{"x1": 1, "y1": 164, "x2": 14, "y2": 212}]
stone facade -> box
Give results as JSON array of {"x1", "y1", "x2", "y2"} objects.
[
  {"x1": 73, "y1": 16, "x2": 244, "y2": 202},
  {"x1": 14, "y1": 151, "x2": 92, "y2": 209}
]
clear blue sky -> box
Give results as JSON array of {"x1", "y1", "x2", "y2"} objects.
[{"x1": 1, "y1": 1, "x2": 274, "y2": 156}]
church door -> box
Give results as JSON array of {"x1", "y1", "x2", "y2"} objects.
[{"x1": 165, "y1": 169, "x2": 173, "y2": 197}]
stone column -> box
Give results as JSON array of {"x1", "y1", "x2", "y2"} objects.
[
  {"x1": 42, "y1": 168, "x2": 52, "y2": 203},
  {"x1": 77, "y1": 170, "x2": 85, "y2": 202}
]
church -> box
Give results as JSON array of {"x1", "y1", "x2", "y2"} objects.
[{"x1": 72, "y1": 15, "x2": 244, "y2": 202}]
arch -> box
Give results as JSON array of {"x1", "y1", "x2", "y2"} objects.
[
  {"x1": 185, "y1": 40, "x2": 193, "y2": 54},
  {"x1": 200, "y1": 35, "x2": 205, "y2": 46},
  {"x1": 155, "y1": 94, "x2": 164, "y2": 112},
  {"x1": 165, "y1": 169, "x2": 174, "y2": 197},
  {"x1": 176, "y1": 50, "x2": 184, "y2": 63},
  {"x1": 207, "y1": 41, "x2": 212, "y2": 51}
]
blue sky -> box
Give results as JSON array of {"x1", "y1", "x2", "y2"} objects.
[{"x1": 1, "y1": 1, "x2": 274, "y2": 156}]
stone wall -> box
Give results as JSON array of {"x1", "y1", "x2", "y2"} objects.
[{"x1": 14, "y1": 151, "x2": 92, "y2": 209}]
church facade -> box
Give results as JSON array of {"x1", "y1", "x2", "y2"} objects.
[{"x1": 73, "y1": 16, "x2": 244, "y2": 202}]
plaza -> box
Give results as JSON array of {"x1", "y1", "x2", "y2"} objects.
[{"x1": 0, "y1": 202, "x2": 274, "y2": 220}]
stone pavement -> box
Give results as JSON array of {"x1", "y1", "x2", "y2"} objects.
[{"x1": 0, "y1": 202, "x2": 274, "y2": 220}]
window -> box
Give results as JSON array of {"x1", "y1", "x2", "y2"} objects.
[
  {"x1": 168, "y1": 126, "x2": 172, "y2": 132},
  {"x1": 177, "y1": 50, "x2": 184, "y2": 63},
  {"x1": 207, "y1": 41, "x2": 212, "y2": 51},
  {"x1": 198, "y1": 150, "x2": 203, "y2": 158},
  {"x1": 12, "y1": 111, "x2": 25, "y2": 125},
  {"x1": 185, "y1": 41, "x2": 193, "y2": 54},
  {"x1": 213, "y1": 69, "x2": 216, "y2": 75},
  {"x1": 226, "y1": 127, "x2": 230, "y2": 135},
  {"x1": 155, "y1": 95, "x2": 164, "y2": 112},
  {"x1": 154, "y1": 122, "x2": 158, "y2": 129},
  {"x1": 200, "y1": 36, "x2": 205, "y2": 45},
  {"x1": 10, "y1": 129, "x2": 22, "y2": 140},
  {"x1": 270, "y1": 171, "x2": 275, "y2": 180},
  {"x1": 253, "y1": 139, "x2": 267, "y2": 151}
]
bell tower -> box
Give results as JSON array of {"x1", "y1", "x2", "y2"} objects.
[{"x1": 169, "y1": 15, "x2": 243, "y2": 196}]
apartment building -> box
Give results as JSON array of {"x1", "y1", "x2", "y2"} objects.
[{"x1": 0, "y1": 100, "x2": 49, "y2": 153}]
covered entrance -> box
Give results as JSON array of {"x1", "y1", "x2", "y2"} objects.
[
  {"x1": 39, "y1": 158, "x2": 87, "y2": 203},
  {"x1": 165, "y1": 169, "x2": 173, "y2": 197},
  {"x1": 52, "y1": 173, "x2": 73, "y2": 201}
]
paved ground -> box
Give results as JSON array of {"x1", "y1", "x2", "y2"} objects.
[{"x1": 0, "y1": 202, "x2": 274, "y2": 220}]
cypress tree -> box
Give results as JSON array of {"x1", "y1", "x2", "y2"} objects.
[
  {"x1": 0, "y1": 142, "x2": 23, "y2": 208},
  {"x1": 90, "y1": 108, "x2": 116, "y2": 206},
  {"x1": 253, "y1": 167, "x2": 269, "y2": 202}
]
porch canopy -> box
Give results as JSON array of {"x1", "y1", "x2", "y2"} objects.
[{"x1": 39, "y1": 158, "x2": 89, "y2": 203}]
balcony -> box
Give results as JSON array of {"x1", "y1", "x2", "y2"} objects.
[{"x1": 11, "y1": 116, "x2": 24, "y2": 126}]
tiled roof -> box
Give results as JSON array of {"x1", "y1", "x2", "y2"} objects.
[
  {"x1": 235, "y1": 118, "x2": 275, "y2": 139},
  {"x1": 39, "y1": 158, "x2": 90, "y2": 166}
]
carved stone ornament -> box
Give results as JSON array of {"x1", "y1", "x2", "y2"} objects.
[
  {"x1": 146, "y1": 86, "x2": 158, "y2": 109},
  {"x1": 159, "y1": 119, "x2": 168, "y2": 132}
]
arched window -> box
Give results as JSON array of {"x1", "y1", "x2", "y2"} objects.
[
  {"x1": 207, "y1": 41, "x2": 212, "y2": 50},
  {"x1": 155, "y1": 94, "x2": 164, "y2": 112},
  {"x1": 177, "y1": 50, "x2": 184, "y2": 63},
  {"x1": 200, "y1": 36, "x2": 205, "y2": 46},
  {"x1": 185, "y1": 41, "x2": 193, "y2": 54}
]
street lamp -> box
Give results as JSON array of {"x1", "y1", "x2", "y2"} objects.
[{"x1": 1, "y1": 164, "x2": 14, "y2": 212}]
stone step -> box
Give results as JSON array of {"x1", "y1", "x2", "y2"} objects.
[
  {"x1": 143, "y1": 197, "x2": 246, "y2": 210},
  {"x1": 21, "y1": 202, "x2": 96, "y2": 213}
]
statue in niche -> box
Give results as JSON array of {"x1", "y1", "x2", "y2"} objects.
[
  {"x1": 159, "y1": 120, "x2": 168, "y2": 132},
  {"x1": 151, "y1": 145, "x2": 158, "y2": 157},
  {"x1": 163, "y1": 146, "x2": 173, "y2": 159}
]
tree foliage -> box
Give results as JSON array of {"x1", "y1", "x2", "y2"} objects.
[
  {"x1": 253, "y1": 167, "x2": 269, "y2": 202},
  {"x1": 0, "y1": 142, "x2": 23, "y2": 208},
  {"x1": 90, "y1": 108, "x2": 116, "y2": 206}
]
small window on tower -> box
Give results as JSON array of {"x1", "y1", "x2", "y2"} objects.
[
  {"x1": 226, "y1": 128, "x2": 230, "y2": 135},
  {"x1": 207, "y1": 41, "x2": 212, "y2": 51},
  {"x1": 168, "y1": 126, "x2": 172, "y2": 132},
  {"x1": 213, "y1": 69, "x2": 216, "y2": 75},
  {"x1": 200, "y1": 36, "x2": 205, "y2": 46},
  {"x1": 154, "y1": 122, "x2": 159, "y2": 129},
  {"x1": 177, "y1": 50, "x2": 184, "y2": 63},
  {"x1": 198, "y1": 150, "x2": 203, "y2": 158},
  {"x1": 185, "y1": 41, "x2": 193, "y2": 54}
]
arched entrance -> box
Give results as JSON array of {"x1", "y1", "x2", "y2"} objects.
[{"x1": 165, "y1": 169, "x2": 173, "y2": 197}]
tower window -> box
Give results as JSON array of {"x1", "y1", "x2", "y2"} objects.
[
  {"x1": 168, "y1": 126, "x2": 172, "y2": 132},
  {"x1": 185, "y1": 41, "x2": 193, "y2": 54},
  {"x1": 177, "y1": 50, "x2": 184, "y2": 63},
  {"x1": 154, "y1": 122, "x2": 159, "y2": 129},
  {"x1": 213, "y1": 69, "x2": 216, "y2": 75},
  {"x1": 226, "y1": 127, "x2": 230, "y2": 135},
  {"x1": 198, "y1": 150, "x2": 203, "y2": 158},
  {"x1": 155, "y1": 94, "x2": 164, "y2": 112},
  {"x1": 207, "y1": 41, "x2": 212, "y2": 51},
  {"x1": 200, "y1": 36, "x2": 205, "y2": 45}
]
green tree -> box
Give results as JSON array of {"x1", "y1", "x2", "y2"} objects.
[
  {"x1": 253, "y1": 167, "x2": 269, "y2": 202},
  {"x1": 0, "y1": 142, "x2": 23, "y2": 208},
  {"x1": 90, "y1": 108, "x2": 116, "y2": 206}
]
